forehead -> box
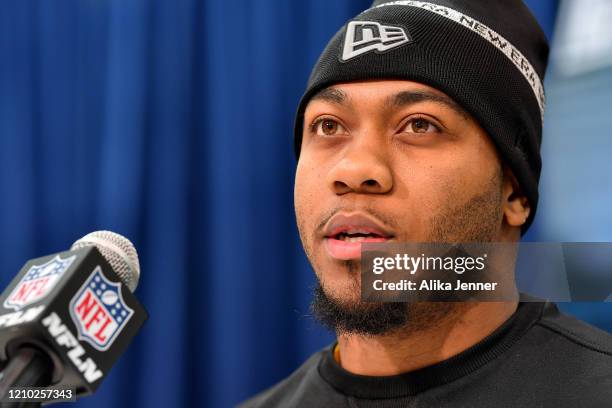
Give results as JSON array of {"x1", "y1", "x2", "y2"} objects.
[{"x1": 306, "y1": 80, "x2": 469, "y2": 119}]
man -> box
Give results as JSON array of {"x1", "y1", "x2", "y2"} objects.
[{"x1": 241, "y1": 0, "x2": 612, "y2": 406}]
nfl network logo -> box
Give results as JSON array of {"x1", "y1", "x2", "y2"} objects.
[
  {"x1": 69, "y1": 266, "x2": 133, "y2": 351},
  {"x1": 4, "y1": 255, "x2": 76, "y2": 311},
  {"x1": 342, "y1": 20, "x2": 412, "y2": 61}
]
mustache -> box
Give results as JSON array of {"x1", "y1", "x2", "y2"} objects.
[{"x1": 314, "y1": 205, "x2": 399, "y2": 235}]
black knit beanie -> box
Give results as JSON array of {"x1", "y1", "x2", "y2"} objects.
[{"x1": 293, "y1": 0, "x2": 549, "y2": 233}]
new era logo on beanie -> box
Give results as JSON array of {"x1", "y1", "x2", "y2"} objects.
[
  {"x1": 294, "y1": 0, "x2": 549, "y2": 233},
  {"x1": 342, "y1": 21, "x2": 412, "y2": 61}
]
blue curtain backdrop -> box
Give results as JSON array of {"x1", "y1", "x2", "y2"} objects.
[{"x1": 2, "y1": 1, "x2": 607, "y2": 407}]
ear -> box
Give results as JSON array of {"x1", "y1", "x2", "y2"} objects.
[{"x1": 502, "y1": 165, "x2": 530, "y2": 227}]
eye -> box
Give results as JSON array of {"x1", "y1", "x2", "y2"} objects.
[
  {"x1": 400, "y1": 117, "x2": 440, "y2": 134},
  {"x1": 311, "y1": 118, "x2": 348, "y2": 136}
]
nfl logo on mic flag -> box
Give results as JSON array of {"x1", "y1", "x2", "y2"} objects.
[
  {"x1": 3, "y1": 255, "x2": 76, "y2": 311},
  {"x1": 69, "y1": 266, "x2": 134, "y2": 351}
]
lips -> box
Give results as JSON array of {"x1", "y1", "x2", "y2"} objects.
[{"x1": 323, "y1": 213, "x2": 393, "y2": 260}]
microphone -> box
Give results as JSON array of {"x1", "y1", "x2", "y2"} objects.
[{"x1": 0, "y1": 231, "x2": 148, "y2": 404}]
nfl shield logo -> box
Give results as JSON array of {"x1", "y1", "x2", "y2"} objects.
[
  {"x1": 4, "y1": 255, "x2": 76, "y2": 311},
  {"x1": 69, "y1": 266, "x2": 133, "y2": 351}
]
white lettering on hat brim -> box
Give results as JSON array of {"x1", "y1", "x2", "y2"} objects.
[
  {"x1": 342, "y1": 21, "x2": 412, "y2": 61},
  {"x1": 373, "y1": 0, "x2": 545, "y2": 120}
]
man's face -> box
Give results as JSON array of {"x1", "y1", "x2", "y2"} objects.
[{"x1": 294, "y1": 80, "x2": 507, "y2": 332}]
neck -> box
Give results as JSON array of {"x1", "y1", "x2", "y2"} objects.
[{"x1": 336, "y1": 301, "x2": 518, "y2": 376}]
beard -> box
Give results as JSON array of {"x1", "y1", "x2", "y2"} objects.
[
  {"x1": 309, "y1": 170, "x2": 503, "y2": 336},
  {"x1": 311, "y1": 279, "x2": 459, "y2": 337}
]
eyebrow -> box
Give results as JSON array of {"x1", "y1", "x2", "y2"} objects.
[
  {"x1": 309, "y1": 87, "x2": 349, "y2": 105},
  {"x1": 386, "y1": 90, "x2": 469, "y2": 119}
]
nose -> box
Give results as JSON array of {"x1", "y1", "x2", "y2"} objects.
[{"x1": 327, "y1": 138, "x2": 393, "y2": 195}]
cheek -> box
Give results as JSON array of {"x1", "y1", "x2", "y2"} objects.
[
  {"x1": 394, "y1": 162, "x2": 457, "y2": 232},
  {"x1": 392, "y1": 143, "x2": 498, "y2": 225},
  {"x1": 294, "y1": 158, "x2": 324, "y2": 235},
  {"x1": 431, "y1": 163, "x2": 487, "y2": 203}
]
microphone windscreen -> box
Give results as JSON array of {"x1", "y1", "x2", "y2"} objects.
[{"x1": 71, "y1": 231, "x2": 140, "y2": 292}]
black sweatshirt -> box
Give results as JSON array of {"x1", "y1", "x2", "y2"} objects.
[{"x1": 239, "y1": 301, "x2": 612, "y2": 407}]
